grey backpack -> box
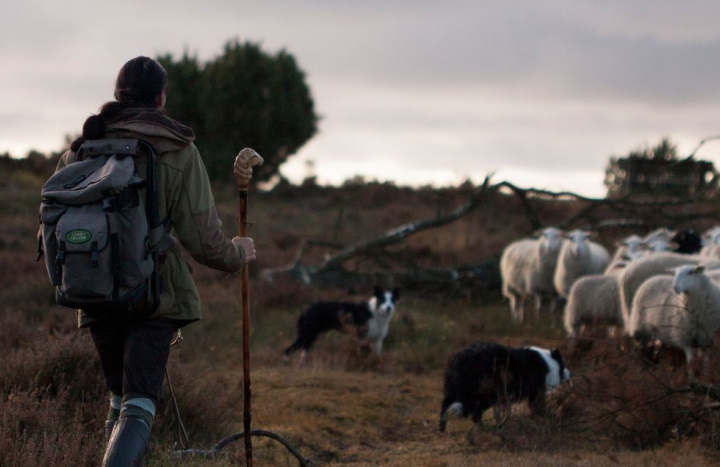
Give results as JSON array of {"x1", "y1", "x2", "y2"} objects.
[{"x1": 39, "y1": 139, "x2": 161, "y2": 317}]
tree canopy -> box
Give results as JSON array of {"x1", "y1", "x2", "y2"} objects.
[{"x1": 158, "y1": 40, "x2": 318, "y2": 182}]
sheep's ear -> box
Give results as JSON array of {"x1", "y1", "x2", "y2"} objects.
[
  {"x1": 586, "y1": 230, "x2": 598, "y2": 239},
  {"x1": 695, "y1": 266, "x2": 705, "y2": 274}
]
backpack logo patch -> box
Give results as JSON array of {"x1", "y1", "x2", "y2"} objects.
[{"x1": 66, "y1": 229, "x2": 92, "y2": 244}]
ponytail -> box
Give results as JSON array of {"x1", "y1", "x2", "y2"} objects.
[{"x1": 71, "y1": 56, "x2": 167, "y2": 152}]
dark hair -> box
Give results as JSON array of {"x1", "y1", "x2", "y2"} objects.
[{"x1": 72, "y1": 56, "x2": 167, "y2": 151}]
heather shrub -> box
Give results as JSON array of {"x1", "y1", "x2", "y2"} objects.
[
  {"x1": 0, "y1": 332, "x2": 104, "y2": 399},
  {"x1": 560, "y1": 337, "x2": 720, "y2": 449}
]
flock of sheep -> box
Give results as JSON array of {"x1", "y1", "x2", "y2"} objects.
[{"x1": 500, "y1": 225, "x2": 720, "y2": 364}]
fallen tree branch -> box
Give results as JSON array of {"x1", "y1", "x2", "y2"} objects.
[
  {"x1": 320, "y1": 175, "x2": 492, "y2": 271},
  {"x1": 260, "y1": 175, "x2": 720, "y2": 288}
]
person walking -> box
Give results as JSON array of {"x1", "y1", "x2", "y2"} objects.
[{"x1": 53, "y1": 56, "x2": 256, "y2": 465}]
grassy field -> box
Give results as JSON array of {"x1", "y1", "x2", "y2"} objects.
[{"x1": 3, "y1": 167, "x2": 720, "y2": 466}]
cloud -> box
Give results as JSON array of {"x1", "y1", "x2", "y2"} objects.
[{"x1": 5, "y1": 0, "x2": 720, "y2": 196}]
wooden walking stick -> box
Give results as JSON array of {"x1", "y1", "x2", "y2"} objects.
[
  {"x1": 171, "y1": 152, "x2": 312, "y2": 465},
  {"x1": 235, "y1": 148, "x2": 263, "y2": 467}
]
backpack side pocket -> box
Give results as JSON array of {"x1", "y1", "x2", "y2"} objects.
[{"x1": 39, "y1": 201, "x2": 67, "y2": 287}]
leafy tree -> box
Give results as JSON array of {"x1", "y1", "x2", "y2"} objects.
[
  {"x1": 158, "y1": 40, "x2": 318, "y2": 181},
  {"x1": 623, "y1": 137, "x2": 678, "y2": 161},
  {"x1": 157, "y1": 51, "x2": 205, "y2": 138}
]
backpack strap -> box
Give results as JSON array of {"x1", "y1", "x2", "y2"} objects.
[{"x1": 136, "y1": 140, "x2": 161, "y2": 315}]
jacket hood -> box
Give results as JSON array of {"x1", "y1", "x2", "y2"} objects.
[{"x1": 105, "y1": 108, "x2": 195, "y2": 154}]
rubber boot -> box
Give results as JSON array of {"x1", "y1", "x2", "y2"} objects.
[{"x1": 102, "y1": 416, "x2": 150, "y2": 467}]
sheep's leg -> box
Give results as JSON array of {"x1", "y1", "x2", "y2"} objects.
[
  {"x1": 532, "y1": 294, "x2": 541, "y2": 320},
  {"x1": 509, "y1": 295, "x2": 519, "y2": 321},
  {"x1": 547, "y1": 296, "x2": 557, "y2": 315},
  {"x1": 517, "y1": 296, "x2": 526, "y2": 322},
  {"x1": 505, "y1": 285, "x2": 521, "y2": 321}
]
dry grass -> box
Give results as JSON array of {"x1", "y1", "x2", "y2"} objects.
[{"x1": 4, "y1": 172, "x2": 720, "y2": 465}]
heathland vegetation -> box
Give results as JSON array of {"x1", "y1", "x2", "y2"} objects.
[
  {"x1": 4, "y1": 158, "x2": 720, "y2": 465},
  {"x1": 5, "y1": 40, "x2": 720, "y2": 466}
]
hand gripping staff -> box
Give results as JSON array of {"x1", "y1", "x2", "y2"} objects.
[{"x1": 236, "y1": 148, "x2": 263, "y2": 466}]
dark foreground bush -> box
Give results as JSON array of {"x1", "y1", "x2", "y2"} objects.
[
  {"x1": 0, "y1": 387, "x2": 101, "y2": 466},
  {"x1": 559, "y1": 337, "x2": 720, "y2": 450},
  {"x1": 0, "y1": 331, "x2": 107, "y2": 466}
]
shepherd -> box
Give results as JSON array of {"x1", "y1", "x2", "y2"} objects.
[{"x1": 44, "y1": 56, "x2": 257, "y2": 466}]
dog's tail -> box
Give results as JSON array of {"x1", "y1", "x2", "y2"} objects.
[{"x1": 439, "y1": 397, "x2": 464, "y2": 432}]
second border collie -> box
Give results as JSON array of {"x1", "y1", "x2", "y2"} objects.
[
  {"x1": 439, "y1": 342, "x2": 571, "y2": 431},
  {"x1": 284, "y1": 287, "x2": 400, "y2": 357}
]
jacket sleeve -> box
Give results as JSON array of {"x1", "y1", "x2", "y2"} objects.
[
  {"x1": 170, "y1": 144, "x2": 245, "y2": 273},
  {"x1": 56, "y1": 146, "x2": 245, "y2": 272}
]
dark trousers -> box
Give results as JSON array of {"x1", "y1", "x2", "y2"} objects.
[{"x1": 89, "y1": 318, "x2": 175, "y2": 403}]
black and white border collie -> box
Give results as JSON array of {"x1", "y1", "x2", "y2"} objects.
[
  {"x1": 284, "y1": 287, "x2": 400, "y2": 358},
  {"x1": 439, "y1": 342, "x2": 571, "y2": 431}
]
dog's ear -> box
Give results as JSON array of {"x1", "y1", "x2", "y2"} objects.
[
  {"x1": 550, "y1": 348, "x2": 563, "y2": 362},
  {"x1": 392, "y1": 287, "x2": 400, "y2": 301},
  {"x1": 373, "y1": 286, "x2": 383, "y2": 298}
]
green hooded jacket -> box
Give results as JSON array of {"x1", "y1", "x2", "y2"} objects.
[{"x1": 55, "y1": 108, "x2": 245, "y2": 328}]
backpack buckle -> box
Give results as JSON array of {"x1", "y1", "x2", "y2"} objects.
[
  {"x1": 55, "y1": 241, "x2": 66, "y2": 282},
  {"x1": 91, "y1": 241, "x2": 99, "y2": 267}
]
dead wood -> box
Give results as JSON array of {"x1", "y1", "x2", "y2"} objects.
[{"x1": 260, "y1": 176, "x2": 720, "y2": 288}]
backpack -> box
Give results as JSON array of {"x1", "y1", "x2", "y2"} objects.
[{"x1": 39, "y1": 139, "x2": 162, "y2": 318}]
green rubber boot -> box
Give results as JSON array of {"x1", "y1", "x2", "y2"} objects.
[{"x1": 102, "y1": 416, "x2": 150, "y2": 467}]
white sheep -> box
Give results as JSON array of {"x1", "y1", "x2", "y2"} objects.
[
  {"x1": 618, "y1": 252, "x2": 720, "y2": 325},
  {"x1": 553, "y1": 229, "x2": 610, "y2": 298},
  {"x1": 564, "y1": 273, "x2": 624, "y2": 339},
  {"x1": 627, "y1": 265, "x2": 720, "y2": 363},
  {"x1": 700, "y1": 226, "x2": 720, "y2": 256},
  {"x1": 604, "y1": 234, "x2": 645, "y2": 274},
  {"x1": 500, "y1": 227, "x2": 564, "y2": 321},
  {"x1": 642, "y1": 227, "x2": 675, "y2": 252}
]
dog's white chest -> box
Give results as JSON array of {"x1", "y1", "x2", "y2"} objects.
[{"x1": 366, "y1": 313, "x2": 392, "y2": 341}]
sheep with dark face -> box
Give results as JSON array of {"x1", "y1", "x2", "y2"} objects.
[
  {"x1": 672, "y1": 228, "x2": 703, "y2": 255},
  {"x1": 500, "y1": 227, "x2": 564, "y2": 321}
]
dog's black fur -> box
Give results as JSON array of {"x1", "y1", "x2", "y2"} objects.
[
  {"x1": 438, "y1": 342, "x2": 569, "y2": 431},
  {"x1": 284, "y1": 287, "x2": 397, "y2": 356}
]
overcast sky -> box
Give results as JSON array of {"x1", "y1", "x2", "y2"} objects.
[{"x1": 4, "y1": 0, "x2": 720, "y2": 196}]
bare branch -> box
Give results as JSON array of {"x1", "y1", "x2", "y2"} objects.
[{"x1": 319, "y1": 175, "x2": 492, "y2": 271}]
